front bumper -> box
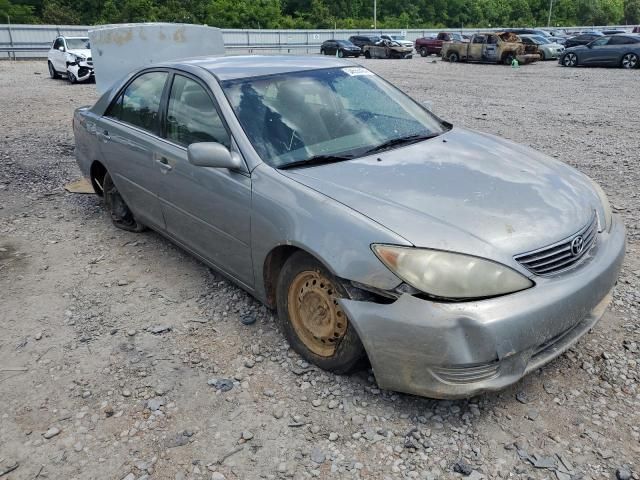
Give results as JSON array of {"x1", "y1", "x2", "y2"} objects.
[
  {"x1": 341, "y1": 216, "x2": 625, "y2": 399},
  {"x1": 67, "y1": 61, "x2": 94, "y2": 82}
]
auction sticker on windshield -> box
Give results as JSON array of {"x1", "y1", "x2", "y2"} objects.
[{"x1": 342, "y1": 67, "x2": 373, "y2": 76}]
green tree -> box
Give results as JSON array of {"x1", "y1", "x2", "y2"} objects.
[
  {"x1": 0, "y1": 0, "x2": 37, "y2": 22},
  {"x1": 625, "y1": 0, "x2": 640, "y2": 22}
]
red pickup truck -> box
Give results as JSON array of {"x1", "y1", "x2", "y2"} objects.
[{"x1": 415, "y1": 32, "x2": 467, "y2": 57}]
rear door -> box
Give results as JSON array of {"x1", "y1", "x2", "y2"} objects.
[
  {"x1": 98, "y1": 70, "x2": 169, "y2": 229},
  {"x1": 154, "y1": 72, "x2": 253, "y2": 286},
  {"x1": 606, "y1": 36, "x2": 638, "y2": 65},
  {"x1": 482, "y1": 34, "x2": 499, "y2": 62}
]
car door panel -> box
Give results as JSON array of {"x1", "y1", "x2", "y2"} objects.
[
  {"x1": 156, "y1": 73, "x2": 253, "y2": 286},
  {"x1": 98, "y1": 70, "x2": 170, "y2": 230},
  {"x1": 97, "y1": 119, "x2": 166, "y2": 229}
]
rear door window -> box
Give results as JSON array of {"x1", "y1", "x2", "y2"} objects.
[{"x1": 107, "y1": 71, "x2": 168, "y2": 135}]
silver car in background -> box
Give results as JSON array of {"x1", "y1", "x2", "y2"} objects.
[
  {"x1": 520, "y1": 34, "x2": 565, "y2": 60},
  {"x1": 73, "y1": 56, "x2": 625, "y2": 398}
]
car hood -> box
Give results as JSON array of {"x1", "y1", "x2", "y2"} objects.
[
  {"x1": 67, "y1": 48, "x2": 91, "y2": 58},
  {"x1": 279, "y1": 127, "x2": 603, "y2": 263}
]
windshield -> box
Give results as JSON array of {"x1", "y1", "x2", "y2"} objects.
[
  {"x1": 222, "y1": 67, "x2": 448, "y2": 168},
  {"x1": 451, "y1": 33, "x2": 463, "y2": 41},
  {"x1": 390, "y1": 35, "x2": 406, "y2": 41},
  {"x1": 530, "y1": 36, "x2": 549, "y2": 44},
  {"x1": 337, "y1": 40, "x2": 354, "y2": 47},
  {"x1": 66, "y1": 38, "x2": 90, "y2": 49}
]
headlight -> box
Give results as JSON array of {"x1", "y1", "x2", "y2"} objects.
[
  {"x1": 372, "y1": 245, "x2": 533, "y2": 299},
  {"x1": 588, "y1": 179, "x2": 612, "y2": 232},
  {"x1": 72, "y1": 54, "x2": 85, "y2": 62}
]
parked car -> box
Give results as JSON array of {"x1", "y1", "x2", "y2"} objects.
[
  {"x1": 415, "y1": 32, "x2": 467, "y2": 57},
  {"x1": 520, "y1": 34, "x2": 565, "y2": 60},
  {"x1": 73, "y1": 55, "x2": 624, "y2": 399},
  {"x1": 442, "y1": 32, "x2": 539, "y2": 65},
  {"x1": 564, "y1": 32, "x2": 604, "y2": 48},
  {"x1": 363, "y1": 39, "x2": 413, "y2": 59},
  {"x1": 602, "y1": 29, "x2": 626, "y2": 35},
  {"x1": 348, "y1": 35, "x2": 382, "y2": 49},
  {"x1": 380, "y1": 34, "x2": 414, "y2": 48},
  {"x1": 633, "y1": 26, "x2": 640, "y2": 33},
  {"x1": 559, "y1": 34, "x2": 640, "y2": 68},
  {"x1": 47, "y1": 36, "x2": 94, "y2": 83},
  {"x1": 504, "y1": 28, "x2": 555, "y2": 42},
  {"x1": 320, "y1": 39, "x2": 361, "y2": 58}
]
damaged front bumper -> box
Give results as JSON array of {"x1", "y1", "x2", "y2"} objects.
[
  {"x1": 340, "y1": 216, "x2": 625, "y2": 399},
  {"x1": 67, "y1": 60, "x2": 94, "y2": 82}
]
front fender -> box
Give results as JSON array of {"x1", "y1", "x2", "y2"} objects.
[{"x1": 250, "y1": 164, "x2": 407, "y2": 304}]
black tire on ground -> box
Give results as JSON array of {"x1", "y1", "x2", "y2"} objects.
[
  {"x1": 420, "y1": 47, "x2": 428, "y2": 57},
  {"x1": 320, "y1": 48, "x2": 324, "y2": 55},
  {"x1": 563, "y1": 52, "x2": 578, "y2": 67},
  {"x1": 48, "y1": 61, "x2": 60, "y2": 79},
  {"x1": 621, "y1": 52, "x2": 638, "y2": 69},
  {"x1": 448, "y1": 52, "x2": 459, "y2": 62},
  {"x1": 276, "y1": 251, "x2": 365, "y2": 374},
  {"x1": 539, "y1": 50, "x2": 545, "y2": 61},
  {"x1": 364, "y1": 51, "x2": 371, "y2": 59},
  {"x1": 103, "y1": 172, "x2": 146, "y2": 232},
  {"x1": 67, "y1": 70, "x2": 77, "y2": 84},
  {"x1": 503, "y1": 53, "x2": 515, "y2": 65}
]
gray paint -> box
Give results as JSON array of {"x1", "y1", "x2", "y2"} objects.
[{"x1": 73, "y1": 55, "x2": 625, "y2": 398}]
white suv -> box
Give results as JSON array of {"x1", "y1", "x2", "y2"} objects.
[{"x1": 47, "y1": 36, "x2": 94, "y2": 84}]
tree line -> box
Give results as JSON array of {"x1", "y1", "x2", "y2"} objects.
[{"x1": 2, "y1": 0, "x2": 639, "y2": 28}]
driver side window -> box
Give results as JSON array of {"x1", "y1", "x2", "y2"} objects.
[{"x1": 591, "y1": 37, "x2": 610, "y2": 46}]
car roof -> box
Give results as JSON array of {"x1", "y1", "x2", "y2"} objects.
[{"x1": 164, "y1": 55, "x2": 356, "y2": 81}]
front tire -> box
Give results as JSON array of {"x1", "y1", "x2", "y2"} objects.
[
  {"x1": 48, "y1": 61, "x2": 60, "y2": 79},
  {"x1": 539, "y1": 50, "x2": 545, "y2": 61},
  {"x1": 67, "y1": 70, "x2": 77, "y2": 84},
  {"x1": 503, "y1": 53, "x2": 515, "y2": 65},
  {"x1": 563, "y1": 53, "x2": 577, "y2": 67},
  {"x1": 103, "y1": 172, "x2": 146, "y2": 232},
  {"x1": 420, "y1": 47, "x2": 428, "y2": 57},
  {"x1": 276, "y1": 252, "x2": 365, "y2": 374},
  {"x1": 364, "y1": 51, "x2": 371, "y2": 59},
  {"x1": 621, "y1": 53, "x2": 638, "y2": 69}
]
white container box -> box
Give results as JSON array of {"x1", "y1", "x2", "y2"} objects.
[{"x1": 88, "y1": 23, "x2": 225, "y2": 94}]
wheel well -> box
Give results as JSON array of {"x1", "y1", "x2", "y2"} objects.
[
  {"x1": 90, "y1": 161, "x2": 107, "y2": 196},
  {"x1": 263, "y1": 245, "x2": 303, "y2": 309}
]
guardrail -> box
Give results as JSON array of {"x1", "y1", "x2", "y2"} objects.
[{"x1": 1, "y1": 23, "x2": 635, "y2": 59}]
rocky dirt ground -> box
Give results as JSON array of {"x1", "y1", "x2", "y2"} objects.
[{"x1": 0, "y1": 58, "x2": 638, "y2": 480}]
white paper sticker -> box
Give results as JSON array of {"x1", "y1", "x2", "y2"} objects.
[{"x1": 342, "y1": 67, "x2": 373, "y2": 76}]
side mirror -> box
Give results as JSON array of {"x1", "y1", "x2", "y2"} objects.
[
  {"x1": 187, "y1": 142, "x2": 244, "y2": 171},
  {"x1": 58, "y1": 46, "x2": 65, "y2": 52}
]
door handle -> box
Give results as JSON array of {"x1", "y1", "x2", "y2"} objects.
[
  {"x1": 97, "y1": 129, "x2": 111, "y2": 142},
  {"x1": 156, "y1": 156, "x2": 173, "y2": 172}
]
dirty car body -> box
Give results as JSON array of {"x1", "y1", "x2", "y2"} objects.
[
  {"x1": 73, "y1": 56, "x2": 625, "y2": 398},
  {"x1": 363, "y1": 40, "x2": 413, "y2": 59},
  {"x1": 442, "y1": 32, "x2": 540, "y2": 65}
]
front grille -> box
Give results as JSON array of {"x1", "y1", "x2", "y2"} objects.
[
  {"x1": 430, "y1": 362, "x2": 500, "y2": 385},
  {"x1": 515, "y1": 213, "x2": 598, "y2": 276}
]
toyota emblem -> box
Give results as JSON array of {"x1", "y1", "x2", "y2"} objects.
[{"x1": 570, "y1": 235, "x2": 585, "y2": 256}]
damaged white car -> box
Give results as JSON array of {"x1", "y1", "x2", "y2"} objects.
[{"x1": 47, "y1": 36, "x2": 94, "y2": 84}]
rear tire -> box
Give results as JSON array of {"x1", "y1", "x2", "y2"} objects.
[
  {"x1": 621, "y1": 53, "x2": 638, "y2": 69},
  {"x1": 48, "y1": 61, "x2": 60, "y2": 79},
  {"x1": 448, "y1": 52, "x2": 459, "y2": 62},
  {"x1": 276, "y1": 252, "x2": 365, "y2": 374},
  {"x1": 103, "y1": 172, "x2": 146, "y2": 233}
]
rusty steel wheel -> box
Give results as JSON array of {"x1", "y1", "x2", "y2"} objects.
[
  {"x1": 276, "y1": 251, "x2": 365, "y2": 374},
  {"x1": 287, "y1": 270, "x2": 348, "y2": 357}
]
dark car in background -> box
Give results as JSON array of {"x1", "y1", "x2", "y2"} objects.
[
  {"x1": 564, "y1": 32, "x2": 604, "y2": 48},
  {"x1": 559, "y1": 34, "x2": 640, "y2": 68},
  {"x1": 348, "y1": 35, "x2": 382, "y2": 49},
  {"x1": 320, "y1": 39, "x2": 361, "y2": 58},
  {"x1": 415, "y1": 32, "x2": 467, "y2": 56}
]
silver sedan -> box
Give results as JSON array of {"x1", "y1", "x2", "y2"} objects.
[{"x1": 73, "y1": 56, "x2": 625, "y2": 398}]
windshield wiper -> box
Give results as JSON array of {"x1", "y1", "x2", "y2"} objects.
[
  {"x1": 278, "y1": 154, "x2": 355, "y2": 170},
  {"x1": 362, "y1": 132, "x2": 441, "y2": 155}
]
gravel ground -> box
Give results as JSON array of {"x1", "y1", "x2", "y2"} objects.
[{"x1": 0, "y1": 58, "x2": 639, "y2": 480}]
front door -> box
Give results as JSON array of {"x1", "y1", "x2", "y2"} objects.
[
  {"x1": 482, "y1": 35, "x2": 499, "y2": 62},
  {"x1": 155, "y1": 73, "x2": 253, "y2": 287},
  {"x1": 583, "y1": 36, "x2": 611, "y2": 65},
  {"x1": 52, "y1": 37, "x2": 66, "y2": 71},
  {"x1": 98, "y1": 70, "x2": 169, "y2": 230}
]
